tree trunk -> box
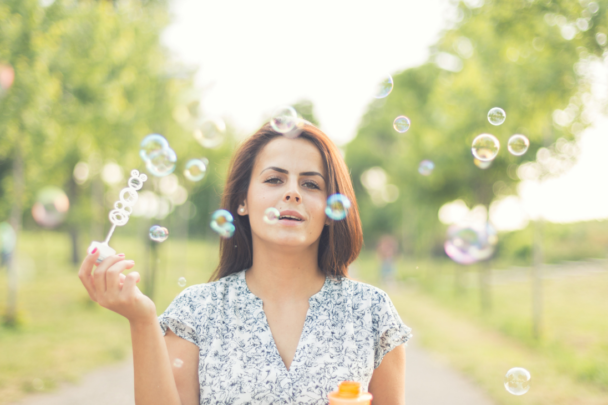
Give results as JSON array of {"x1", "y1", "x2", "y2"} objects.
[
  {"x1": 5, "y1": 144, "x2": 23, "y2": 326},
  {"x1": 532, "y1": 219, "x2": 544, "y2": 340}
]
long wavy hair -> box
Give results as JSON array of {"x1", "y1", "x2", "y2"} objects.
[{"x1": 209, "y1": 122, "x2": 363, "y2": 281}]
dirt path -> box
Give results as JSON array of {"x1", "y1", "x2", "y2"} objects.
[{"x1": 11, "y1": 340, "x2": 495, "y2": 405}]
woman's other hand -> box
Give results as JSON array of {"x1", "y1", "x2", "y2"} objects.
[{"x1": 78, "y1": 249, "x2": 156, "y2": 324}]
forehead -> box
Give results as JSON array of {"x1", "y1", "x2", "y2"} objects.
[{"x1": 254, "y1": 137, "x2": 326, "y2": 174}]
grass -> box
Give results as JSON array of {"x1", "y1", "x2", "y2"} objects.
[
  {"x1": 0, "y1": 230, "x2": 218, "y2": 404},
  {"x1": 352, "y1": 251, "x2": 608, "y2": 404}
]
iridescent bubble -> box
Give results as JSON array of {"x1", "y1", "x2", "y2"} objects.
[
  {"x1": 504, "y1": 367, "x2": 531, "y2": 396},
  {"x1": 474, "y1": 158, "x2": 492, "y2": 169},
  {"x1": 173, "y1": 358, "x2": 184, "y2": 368},
  {"x1": 210, "y1": 209, "x2": 235, "y2": 238},
  {"x1": 31, "y1": 187, "x2": 70, "y2": 228},
  {"x1": 194, "y1": 118, "x2": 225, "y2": 149},
  {"x1": 488, "y1": 107, "x2": 506, "y2": 126},
  {"x1": 270, "y1": 106, "x2": 298, "y2": 134},
  {"x1": 139, "y1": 134, "x2": 169, "y2": 162},
  {"x1": 149, "y1": 225, "x2": 169, "y2": 242},
  {"x1": 283, "y1": 117, "x2": 305, "y2": 139},
  {"x1": 325, "y1": 194, "x2": 351, "y2": 221},
  {"x1": 0, "y1": 222, "x2": 16, "y2": 255},
  {"x1": 444, "y1": 222, "x2": 497, "y2": 265},
  {"x1": 393, "y1": 116, "x2": 411, "y2": 133},
  {"x1": 418, "y1": 160, "x2": 434, "y2": 176},
  {"x1": 263, "y1": 207, "x2": 280, "y2": 225},
  {"x1": 472, "y1": 134, "x2": 500, "y2": 161},
  {"x1": 374, "y1": 75, "x2": 394, "y2": 99},
  {"x1": 507, "y1": 134, "x2": 530, "y2": 156},
  {"x1": 145, "y1": 147, "x2": 177, "y2": 177},
  {"x1": 184, "y1": 158, "x2": 207, "y2": 182},
  {"x1": 177, "y1": 277, "x2": 186, "y2": 287}
]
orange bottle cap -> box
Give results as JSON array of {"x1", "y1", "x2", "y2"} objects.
[{"x1": 337, "y1": 381, "x2": 362, "y2": 398}]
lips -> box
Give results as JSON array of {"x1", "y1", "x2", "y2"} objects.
[{"x1": 279, "y1": 210, "x2": 304, "y2": 221}]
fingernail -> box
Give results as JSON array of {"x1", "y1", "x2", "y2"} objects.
[
  {"x1": 118, "y1": 253, "x2": 125, "y2": 257},
  {"x1": 91, "y1": 248, "x2": 98, "y2": 254}
]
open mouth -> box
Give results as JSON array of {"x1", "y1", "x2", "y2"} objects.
[{"x1": 279, "y1": 215, "x2": 303, "y2": 221}]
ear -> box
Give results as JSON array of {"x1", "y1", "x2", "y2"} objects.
[{"x1": 238, "y1": 201, "x2": 248, "y2": 216}]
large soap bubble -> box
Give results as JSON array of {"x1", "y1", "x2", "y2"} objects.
[
  {"x1": 270, "y1": 106, "x2": 298, "y2": 134},
  {"x1": 374, "y1": 75, "x2": 394, "y2": 99},
  {"x1": 31, "y1": 187, "x2": 70, "y2": 228},
  {"x1": 210, "y1": 209, "x2": 235, "y2": 238},
  {"x1": 472, "y1": 134, "x2": 500, "y2": 161},
  {"x1": 487, "y1": 107, "x2": 506, "y2": 125},
  {"x1": 149, "y1": 225, "x2": 169, "y2": 242},
  {"x1": 325, "y1": 194, "x2": 351, "y2": 221},
  {"x1": 140, "y1": 134, "x2": 169, "y2": 162},
  {"x1": 194, "y1": 118, "x2": 225, "y2": 149},
  {"x1": 504, "y1": 367, "x2": 531, "y2": 396},
  {"x1": 507, "y1": 134, "x2": 530, "y2": 156},
  {"x1": 393, "y1": 116, "x2": 411, "y2": 133},
  {"x1": 184, "y1": 158, "x2": 207, "y2": 182},
  {"x1": 444, "y1": 222, "x2": 497, "y2": 265}
]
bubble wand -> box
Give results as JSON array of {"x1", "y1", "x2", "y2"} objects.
[{"x1": 88, "y1": 169, "x2": 147, "y2": 262}]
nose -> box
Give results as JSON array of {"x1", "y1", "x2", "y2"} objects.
[{"x1": 283, "y1": 190, "x2": 301, "y2": 203}]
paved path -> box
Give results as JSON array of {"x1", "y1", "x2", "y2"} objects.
[{"x1": 11, "y1": 341, "x2": 495, "y2": 405}]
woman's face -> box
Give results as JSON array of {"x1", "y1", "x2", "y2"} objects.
[{"x1": 240, "y1": 136, "x2": 329, "y2": 248}]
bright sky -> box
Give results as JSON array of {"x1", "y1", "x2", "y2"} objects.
[
  {"x1": 162, "y1": 0, "x2": 446, "y2": 145},
  {"x1": 162, "y1": 0, "x2": 608, "y2": 226}
]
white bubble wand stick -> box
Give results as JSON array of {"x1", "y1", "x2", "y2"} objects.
[{"x1": 88, "y1": 169, "x2": 148, "y2": 262}]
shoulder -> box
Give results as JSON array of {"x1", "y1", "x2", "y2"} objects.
[
  {"x1": 325, "y1": 277, "x2": 392, "y2": 308},
  {"x1": 174, "y1": 271, "x2": 244, "y2": 306}
]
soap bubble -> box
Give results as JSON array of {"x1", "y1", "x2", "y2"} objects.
[
  {"x1": 184, "y1": 158, "x2": 207, "y2": 182},
  {"x1": 0, "y1": 222, "x2": 16, "y2": 255},
  {"x1": 149, "y1": 225, "x2": 169, "y2": 242},
  {"x1": 194, "y1": 118, "x2": 225, "y2": 149},
  {"x1": 31, "y1": 187, "x2": 70, "y2": 228},
  {"x1": 507, "y1": 134, "x2": 530, "y2": 156},
  {"x1": 325, "y1": 194, "x2": 351, "y2": 221},
  {"x1": 472, "y1": 134, "x2": 500, "y2": 161},
  {"x1": 270, "y1": 106, "x2": 298, "y2": 134},
  {"x1": 210, "y1": 209, "x2": 235, "y2": 238},
  {"x1": 374, "y1": 75, "x2": 394, "y2": 99},
  {"x1": 504, "y1": 367, "x2": 531, "y2": 396},
  {"x1": 173, "y1": 358, "x2": 184, "y2": 368},
  {"x1": 283, "y1": 117, "x2": 305, "y2": 139},
  {"x1": 177, "y1": 277, "x2": 186, "y2": 287},
  {"x1": 444, "y1": 222, "x2": 497, "y2": 265},
  {"x1": 145, "y1": 147, "x2": 177, "y2": 177},
  {"x1": 488, "y1": 107, "x2": 506, "y2": 125},
  {"x1": 474, "y1": 158, "x2": 492, "y2": 169},
  {"x1": 393, "y1": 116, "x2": 411, "y2": 133},
  {"x1": 0, "y1": 64, "x2": 15, "y2": 95},
  {"x1": 418, "y1": 160, "x2": 435, "y2": 176},
  {"x1": 139, "y1": 134, "x2": 169, "y2": 162},
  {"x1": 263, "y1": 207, "x2": 280, "y2": 225}
]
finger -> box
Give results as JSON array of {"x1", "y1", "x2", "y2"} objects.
[
  {"x1": 106, "y1": 260, "x2": 135, "y2": 293},
  {"x1": 93, "y1": 255, "x2": 125, "y2": 293},
  {"x1": 121, "y1": 272, "x2": 141, "y2": 297},
  {"x1": 78, "y1": 248, "x2": 101, "y2": 300}
]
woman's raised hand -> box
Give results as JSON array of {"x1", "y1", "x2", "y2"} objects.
[{"x1": 78, "y1": 249, "x2": 157, "y2": 324}]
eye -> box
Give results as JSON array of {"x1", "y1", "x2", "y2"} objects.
[
  {"x1": 303, "y1": 181, "x2": 320, "y2": 190},
  {"x1": 264, "y1": 177, "x2": 282, "y2": 184}
]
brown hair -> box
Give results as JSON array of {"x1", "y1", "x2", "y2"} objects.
[{"x1": 209, "y1": 122, "x2": 363, "y2": 281}]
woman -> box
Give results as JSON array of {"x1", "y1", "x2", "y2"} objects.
[{"x1": 78, "y1": 122, "x2": 411, "y2": 404}]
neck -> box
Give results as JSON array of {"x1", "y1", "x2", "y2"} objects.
[{"x1": 246, "y1": 237, "x2": 326, "y2": 302}]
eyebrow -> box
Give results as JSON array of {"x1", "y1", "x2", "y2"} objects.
[{"x1": 261, "y1": 166, "x2": 326, "y2": 181}]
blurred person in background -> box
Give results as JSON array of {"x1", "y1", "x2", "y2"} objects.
[
  {"x1": 377, "y1": 234, "x2": 399, "y2": 286},
  {"x1": 78, "y1": 122, "x2": 411, "y2": 404}
]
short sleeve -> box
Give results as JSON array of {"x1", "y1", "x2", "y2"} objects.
[
  {"x1": 372, "y1": 290, "x2": 412, "y2": 369},
  {"x1": 158, "y1": 286, "x2": 202, "y2": 348}
]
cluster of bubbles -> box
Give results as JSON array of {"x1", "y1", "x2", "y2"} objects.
[
  {"x1": 504, "y1": 367, "x2": 531, "y2": 395},
  {"x1": 31, "y1": 187, "x2": 70, "y2": 228},
  {"x1": 263, "y1": 207, "x2": 280, "y2": 225},
  {"x1": 140, "y1": 134, "x2": 177, "y2": 177},
  {"x1": 325, "y1": 194, "x2": 351, "y2": 221},
  {"x1": 210, "y1": 209, "x2": 235, "y2": 238},
  {"x1": 149, "y1": 225, "x2": 169, "y2": 242},
  {"x1": 444, "y1": 222, "x2": 498, "y2": 265}
]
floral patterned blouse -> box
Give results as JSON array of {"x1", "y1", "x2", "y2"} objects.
[{"x1": 158, "y1": 270, "x2": 412, "y2": 404}]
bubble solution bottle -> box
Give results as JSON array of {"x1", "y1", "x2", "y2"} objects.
[{"x1": 328, "y1": 381, "x2": 373, "y2": 405}]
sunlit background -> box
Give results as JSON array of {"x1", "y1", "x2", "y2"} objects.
[{"x1": 1, "y1": 0, "x2": 608, "y2": 404}]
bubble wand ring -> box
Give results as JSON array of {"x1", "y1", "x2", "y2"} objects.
[{"x1": 87, "y1": 169, "x2": 147, "y2": 263}]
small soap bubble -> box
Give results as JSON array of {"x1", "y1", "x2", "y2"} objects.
[
  {"x1": 504, "y1": 367, "x2": 531, "y2": 396},
  {"x1": 263, "y1": 207, "x2": 280, "y2": 225},
  {"x1": 472, "y1": 134, "x2": 500, "y2": 161},
  {"x1": 149, "y1": 225, "x2": 169, "y2": 242},
  {"x1": 487, "y1": 107, "x2": 506, "y2": 125},
  {"x1": 177, "y1": 277, "x2": 186, "y2": 287},
  {"x1": 418, "y1": 160, "x2": 434, "y2": 176},
  {"x1": 374, "y1": 75, "x2": 394, "y2": 99},
  {"x1": 507, "y1": 134, "x2": 530, "y2": 156},
  {"x1": 270, "y1": 106, "x2": 298, "y2": 134},
  {"x1": 210, "y1": 209, "x2": 235, "y2": 238},
  {"x1": 184, "y1": 158, "x2": 207, "y2": 181},
  {"x1": 139, "y1": 134, "x2": 169, "y2": 162},
  {"x1": 325, "y1": 194, "x2": 351, "y2": 221},
  {"x1": 393, "y1": 116, "x2": 411, "y2": 133},
  {"x1": 444, "y1": 223, "x2": 497, "y2": 265},
  {"x1": 145, "y1": 147, "x2": 177, "y2": 177},
  {"x1": 31, "y1": 187, "x2": 70, "y2": 228},
  {"x1": 283, "y1": 117, "x2": 305, "y2": 139},
  {"x1": 173, "y1": 358, "x2": 184, "y2": 368},
  {"x1": 194, "y1": 118, "x2": 225, "y2": 149}
]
